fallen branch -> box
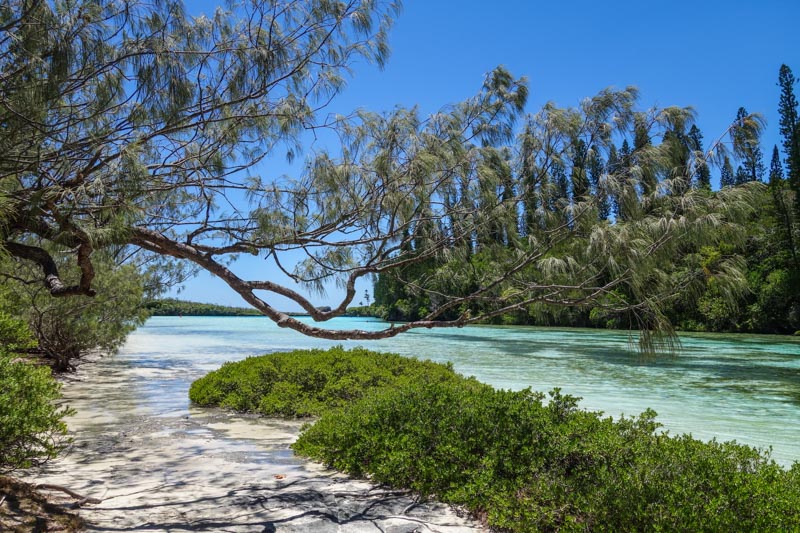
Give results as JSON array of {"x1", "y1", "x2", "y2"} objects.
[
  {"x1": 35, "y1": 484, "x2": 102, "y2": 505},
  {"x1": 402, "y1": 497, "x2": 420, "y2": 515}
]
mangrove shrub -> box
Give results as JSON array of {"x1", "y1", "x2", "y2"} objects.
[
  {"x1": 0, "y1": 313, "x2": 72, "y2": 471},
  {"x1": 293, "y1": 374, "x2": 800, "y2": 531},
  {"x1": 189, "y1": 346, "x2": 460, "y2": 417}
]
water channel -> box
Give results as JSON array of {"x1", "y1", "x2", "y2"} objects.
[{"x1": 128, "y1": 315, "x2": 800, "y2": 466}]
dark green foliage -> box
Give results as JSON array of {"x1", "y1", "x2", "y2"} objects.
[
  {"x1": 689, "y1": 125, "x2": 711, "y2": 190},
  {"x1": 735, "y1": 165, "x2": 749, "y2": 186},
  {"x1": 189, "y1": 347, "x2": 459, "y2": 418},
  {"x1": 570, "y1": 139, "x2": 589, "y2": 201},
  {"x1": 778, "y1": 64, "x2": 800, "y2": 205},
  {"x1": 1, "y1": 253, "x2": 148, "y2": 371},
  {"x1": 144, "y1": 298, "x2": 262, "y2": 316},
  {"x1": 732, "y1": 107, "x2": 766, "y2": 183},
  {"x1": 779, "y1": 65, "x2": 799, "y2": 160},
  {"x1": 294, "y1": 378, "x2": 800, "y2": 532},
  {"x1": 720, "y1": 156, "x2": 736, "y2": 188},
  {"x1": 587, "y1": 145, "x2": 610, "y2": 220},
  {"x1": 0, "y1": 313, "x2": 72, "y2": 472},
  {"x1": 344, "y1": 305, "x2": 381, "y2": 317},
  {"x1": 552, "y1": 161, "x2": 569, "y2": 205},
  {"x1": 770, "y1": 144, "x2": 785, "y2": 186}
]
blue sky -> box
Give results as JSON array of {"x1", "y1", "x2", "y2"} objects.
[{"x1": 174, "y1": 0, "x2": 800, "y2": 308}]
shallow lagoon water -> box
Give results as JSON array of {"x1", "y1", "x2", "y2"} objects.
[{"x1": 122, "y1": 316, "x2": 800, "y2": 466}]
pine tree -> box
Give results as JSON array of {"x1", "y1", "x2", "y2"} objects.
[
  {"x1": 588, "y1": 145, "x2": 610, "y2": 220},
  {"x1": 733, "y1": 107, "x2": 765, "y2": 183},
  {"x1": 520, "y1": 126, "x2": 539, "y2": 235},
  {"x1": 688, "y1": 125, "x2": 711, "y2": 190},
  {"x1": 778, "y1": 65, "x2": 799, "y2": 167},
  {"x1": 769, "y1": 145, "x2": 784, "y2": 187},
  {"x1": 571, "y1": 139, "x2": 590, "y2": 201},
  {"x1": 778, "y1": 64, "x2": 800, "y2": 212},
  {"x1": 614, "y1": 140, "x2": 635, "y2": 220},
  {"x1": 662, "y1": 129, "x2": 691, "y2": 195},
  {"x1": 768, "y1": 145, "x2": 797, "y2": 266},
  {"x1": 553, "y1": 161, "x2": 569, "y2": 205},
  {"x1": 720, "y1": 157, "x2": 736, "y2": 188},
  {"x1": 735, "y1": 165, "x2": 749, "y2": 186},
  {"x1": 607, "y1": 144, "x2": 621, "y2": 220},
  {"x1": 633, "y1": 113, "x2": 657, "y2": 196},
  {"x1": 620, "y1": 139, "x2": 632, "y2": 168}
]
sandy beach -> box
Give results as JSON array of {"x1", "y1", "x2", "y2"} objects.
[{"x1": 23, "y1": 353, "x2": 483, "y2": 532}]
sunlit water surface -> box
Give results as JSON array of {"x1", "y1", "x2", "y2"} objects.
[{"x1": 120, "y1": 316, "x2": 800, "y2": 466}]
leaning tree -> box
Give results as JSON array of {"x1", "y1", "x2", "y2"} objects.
[{"x1": 1, "y1": 0, "x2": 760, "y2": 347}]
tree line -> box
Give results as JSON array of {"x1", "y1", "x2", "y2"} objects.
[
  {"x1": 0, "y1": 0, "x2": 773, "y2": 355},
  {"x1": 371, "y1": 65, "x2": 800, "y2": 335}
]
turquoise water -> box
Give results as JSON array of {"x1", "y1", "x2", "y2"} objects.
[{"x1": 121, "y1": 316, "x2": 800, "y2": 466}]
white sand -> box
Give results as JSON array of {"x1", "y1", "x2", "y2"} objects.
[{"x1": 24, "y1": 355, "x2": 484, "y2": 532}]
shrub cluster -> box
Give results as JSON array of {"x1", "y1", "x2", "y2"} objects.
[
  {"x1": 1, "y1": 253, "x2": 147, "y2": 371},
  {"x1": 292, "y1": 369, "x2": 800, "y2": 531},
  {"x1": 189, "y1": 346, "x2": 459, "y2": 417},
  {"x1": 0, "y1": 313, "x2": 72, "y2": 472},
  {"x1": 192, "y1": 347, "x2": 800, "y2": 531}
]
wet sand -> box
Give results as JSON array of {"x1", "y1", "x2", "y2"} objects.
[{"x1": 24, "y1": 354, "x2": 483, "y2": 532}]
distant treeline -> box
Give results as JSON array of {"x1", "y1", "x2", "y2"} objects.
[
  {"x1": 144, "y1": 298, "x2": 262, "y2": 316},
  {"x1": 371, "y1": 65, "x2": 800, "y2": 335}
]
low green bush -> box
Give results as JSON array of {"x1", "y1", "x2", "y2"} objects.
[
  {"x1": 293, "y1": 379, "x2": 800, "y2": 532},
  {"x1": 0, "y1": 313, "x2": 73, "y2": 472},
  {"x1": 189, "y1": 346, "x2": 461, "y2": 417},
  {"x1": 192, "y1": 346, "x2": 800, "y2": 530}
]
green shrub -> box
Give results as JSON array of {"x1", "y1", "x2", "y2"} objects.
[
  {"x1": 293, "y1": 379, "x2": 800, "y2": 532},
  {"x1": 189, "y1": 346, "x2": 461, "y2": 417},
  {"x1": 0, "y1": 313, "x2": 73, "y2": 472},
  {"x1": 0, "y1": 252, "x2": 148, "y2": 371}
]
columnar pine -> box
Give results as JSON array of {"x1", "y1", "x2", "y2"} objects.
[
  {"x1": 769, "y1": 145, "x2": 785, "y2": 187},
  {"x1": 633, "y1": 113, "x2": 657, "y2": 196},
  {"x1": 571, "y1": 139, "x2": 590, "y2": 201},
  {"x1": 720, "y1": 157, "x2": 736, "y2": 188},
  {"x1": 778, "y1": 64, "x2": 800, "y2": 212},
  {"x1": 553, "y1": 162, "x2": 570, "y2": 206},
  {"x1": 588, "y1": 146, "x2": 610, "y2": 220},
  {"x1": 615, "y1": 139, "x2": 635, "y2": 220},
  {"x1": 688, "y1": 125, "x2": 711, "y2": 190},
  {"x1": 607, "y1": 144, "x2": 621, "y2": 219},
  {"x1": 732, "y1": 107, "x2": 766, "y2": 183}
]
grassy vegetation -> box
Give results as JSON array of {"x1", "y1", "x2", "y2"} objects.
[{"x1": 192, "y1": 347, "x2": 800, "y2": 531}]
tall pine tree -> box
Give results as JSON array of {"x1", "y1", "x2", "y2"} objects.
[
  {"x1": 588, "y1": 145, "x2": 610, "y2": 220},
  {"x1": 633, "y1": 113, "x2": 657, "y2": 196},
  {"x1": 769, "y1": 145, "x2": 784, "y2": 187},
  {"x1": 553, "y1": 161, "x2": 569, "y2": 205},
  {"x1": 735, "y1": 165, "x2": 749, "y2": 186},
  {"x1": 778, "y1": 64, "x2": 800, "y2": 212},
  {"x1": 607, "y1": 144, "x2": 621, "y2": 220},
  {"x1": 688, "y1": 125, "x2": 711, "y2": 190},
  {"x1": 615, "y1": 139, "x2": 635, "y2": 220},
  {"x1": 720, "y1": 156, "x2": 736, "y2": 188},
  {"x1": 571, "y1": 139, "x2": 590, "y2": 201},
  {"x1": 733, "y1": 107, "x2": 765, "y2": 183},
  {"x1": 768, "y1": 144, "x2": 796, "y2": 261}
]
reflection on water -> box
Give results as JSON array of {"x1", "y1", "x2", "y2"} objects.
[{"x1": 120, "y1": 316, "x2": 800, "y2": 466}]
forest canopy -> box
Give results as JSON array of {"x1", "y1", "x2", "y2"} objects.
[{"x1": 1, "y1": 0, "x2": 799, "y2": 347}]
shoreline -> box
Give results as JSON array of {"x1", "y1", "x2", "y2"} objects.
[{"x1": 22, "y1": 352, "x2": 483, "y2": 531}]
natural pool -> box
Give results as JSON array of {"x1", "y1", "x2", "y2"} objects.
[{"x1": 124, "y1": 315, "x2": 800, "y2": 466}]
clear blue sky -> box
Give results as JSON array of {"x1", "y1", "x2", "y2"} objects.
[{"x1": 173, "y1": 0, "x2": 800, "y2": 308}]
